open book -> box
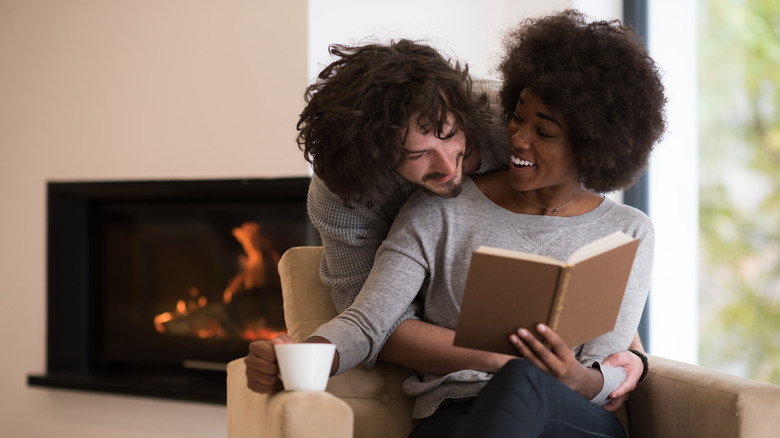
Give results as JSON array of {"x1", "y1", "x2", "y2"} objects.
[{"x1": 453, "y1": 231, "x2": 640, "y2": 355}]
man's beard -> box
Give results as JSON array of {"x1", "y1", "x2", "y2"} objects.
[
  {"x1": 422, "y1": 173, "x2": 463, "y2": 198},
  {"x1": 420, "y1": 152, "x2": 465, "y2": 198}
]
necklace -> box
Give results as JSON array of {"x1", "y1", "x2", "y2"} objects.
[{"x1": 515, "y1": 185, "x2": 584, "y2": 214}]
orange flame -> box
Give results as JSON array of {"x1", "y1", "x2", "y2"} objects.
[{"x1": 152, "y1": 221, "x2": 283, "y2": 341}]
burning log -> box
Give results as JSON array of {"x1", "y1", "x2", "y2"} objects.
[{"x1": 153, "y1": 221, "x2": 285, "y2": 341}]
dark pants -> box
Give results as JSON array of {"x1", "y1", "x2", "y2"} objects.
[{"x1": 409, "y1": 360, "x2": 626, "y2": 438}]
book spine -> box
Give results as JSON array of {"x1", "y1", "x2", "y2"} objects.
[{"x1": 549, "y1": 270, "x2": 571, "y2": 331}]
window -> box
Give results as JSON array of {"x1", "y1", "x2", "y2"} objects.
[{"x1": 696, "y1": 0, "x2": 780, "y2": 383}]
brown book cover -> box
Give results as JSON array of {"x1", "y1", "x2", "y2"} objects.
[{"x1": 453, "y1": 231, "x2": 640, "y2": 355}]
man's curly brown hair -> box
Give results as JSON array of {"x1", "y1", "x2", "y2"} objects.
[
  {"x1": 297, "y1": 39, "x2": 491, "y2": 208},
  {"x1": 498, "y1": 9, "x2": 667, "y2": 193}
]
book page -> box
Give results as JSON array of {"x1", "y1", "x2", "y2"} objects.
[
  {"x1": 567, "y1": 231, "x2": 636, "y2": 265},
  {"x1": 475, "y1": 245, "x2": 563, "y2": 266}
]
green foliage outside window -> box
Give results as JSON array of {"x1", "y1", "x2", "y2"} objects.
[{"x1": 698, "y1": 0, "x2": 780, "y2": 383}]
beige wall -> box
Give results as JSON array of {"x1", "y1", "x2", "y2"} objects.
[{"x1": 0, "y1": 1, "x2": 307, "y2": 436}]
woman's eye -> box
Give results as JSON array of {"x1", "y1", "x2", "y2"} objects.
[{"x1": 538, "y1": 130, "x2": 553, "y2": 139}]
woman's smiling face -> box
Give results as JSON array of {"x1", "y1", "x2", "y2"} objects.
[{"x1": 507, "y1": 88, "x2": 579, "y2": 194}]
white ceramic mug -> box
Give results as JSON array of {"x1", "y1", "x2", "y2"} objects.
[{"x1": 274, "y1": 343, "x2": 336, "y2": 391}]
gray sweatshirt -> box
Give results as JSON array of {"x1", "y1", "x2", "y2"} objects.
[{"x1": 312, "y1": 176, "x2": 654, "y2": 418}]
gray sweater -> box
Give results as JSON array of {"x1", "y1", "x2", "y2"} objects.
[{"x1": 312, "y1": 177, "x2": 654, "y2": 418}]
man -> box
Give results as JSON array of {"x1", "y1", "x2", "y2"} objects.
[
  {"x1": 298, "y1": 39, "x2": 516, "y2": 373},
  {"x1": 246, "y1": 39, "x2": 644, "y2": 408},
  {"x1": 298, "y1": 40, "x2": 505, "y2": 315}
]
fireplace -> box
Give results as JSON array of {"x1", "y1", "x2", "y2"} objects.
[{"x1": 28, "y1": 177, "x2": 318, "y2": 404}]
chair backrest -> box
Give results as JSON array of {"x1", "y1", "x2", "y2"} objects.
[
  {"x1": 278, "y1": 246, "x2": 338, "y2": 341},
  {"x1": 278, "y1": 246, "x2": 415, "y2": 438}
]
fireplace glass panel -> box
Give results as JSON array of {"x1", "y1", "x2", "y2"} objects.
[{"x1": 97, "y1": 201, "x2": 300, "y2": 368}]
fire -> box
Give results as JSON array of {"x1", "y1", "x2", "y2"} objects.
[
  {"x1": 242, "y1": 327, "x2": 286, "y2": 342},
  {"x1": 223, "y1": 222, "x2": 281, "y2": 303},
  {"x1": 153, "y1": 221, "x2": 285, "y2": 341},
  {"x1": 153, "y1": 312, "x2": 173, "y2": 333}
]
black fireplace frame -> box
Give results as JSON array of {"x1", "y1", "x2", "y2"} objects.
[{"x1": 28, "y1": 177, "x2": 317, "y2": 404}]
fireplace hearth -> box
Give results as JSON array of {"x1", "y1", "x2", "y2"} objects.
[{"x1": 28, "y1": 177, "x2": 318, "y2": 404}]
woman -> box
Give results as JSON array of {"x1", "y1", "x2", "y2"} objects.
[{"x1": 436, "y1": 9, "x2": 667, "y2": 437}]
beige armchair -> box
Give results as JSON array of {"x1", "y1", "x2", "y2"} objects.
[{"x1": 228, "y1": 246, "x2": 780, "y2": 438}]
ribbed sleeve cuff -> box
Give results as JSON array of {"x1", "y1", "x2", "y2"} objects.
[{"x1": 588, "y1": 362, "x2": 626, "y2": 406}]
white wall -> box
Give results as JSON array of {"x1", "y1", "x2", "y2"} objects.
[
  {"x1": 0, "y1": 1, "x2": 307, "y2": 437},
  {"x1": 308, "y1": 0, "x2": 619, "y2": 82}
]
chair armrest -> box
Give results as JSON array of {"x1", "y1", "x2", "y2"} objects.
[
  {"x1": 227, "y1": 359, "x2": 354, "y2": 438},
  {"x1": 626, "y1": 355, "x2": 780, "y2": 438}
]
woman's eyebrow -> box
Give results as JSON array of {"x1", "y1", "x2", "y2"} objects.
[
  {"x1": 517, "y1": 94, "x2": 561, "y2": 127},
  {"x1": 536, "y1": 112, "x2": 562, "y2": 128}
]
